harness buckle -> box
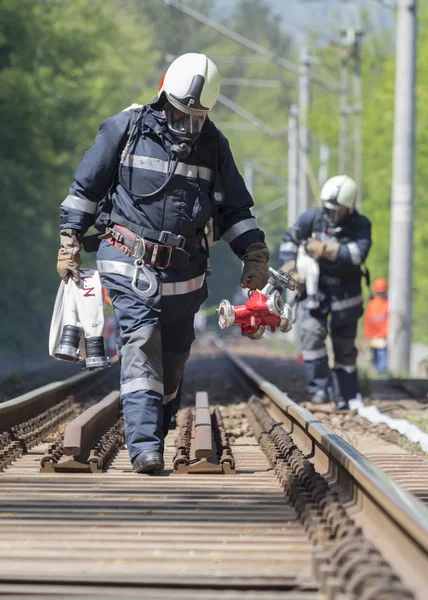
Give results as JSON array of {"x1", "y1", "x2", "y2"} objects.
[
  {"x1": 159, "y1": 230, "x2": 186, "y2": 249},
  {"x1": 151, "y1": 244, "x2": 173, "y2": 269},
  {"x1": 133, "y1": 237, "x2": 145, "y2": 260},
  {"x1": 165, "y1": 246, "x2": 173, "y2": 268},
  {"x1": 151, "y1": 244, "x2": 159, "y2": 265}
]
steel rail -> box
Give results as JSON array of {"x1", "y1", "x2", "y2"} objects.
[
  {"x1": 0, "y1": 343, "x2": 425, "y2": 596},
  {"x1": 0, "y1": 360, "x2": 119, "y2": 432},
  {"x1": 194, "y1": 391, "x2": 212, "y2": 459},
  {"x1": 215, "y1": 339, "x2": 428, "y2": 557},
  {"x1": 63, "y1": 391, "x2": 120, "y2": 457}
]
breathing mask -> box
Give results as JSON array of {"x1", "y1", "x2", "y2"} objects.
[
  {"x1": 323, "y1": 204, "x2": 349, "y2": 227},
  {"x1": 165, "y1": 102, "x2": 206, "y2": 145}
]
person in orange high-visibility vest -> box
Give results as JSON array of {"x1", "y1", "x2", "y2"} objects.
[{"x1": 364, "y1": 278, "x2": 389, "y2": 373}]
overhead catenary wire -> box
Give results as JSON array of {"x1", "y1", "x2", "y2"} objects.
[
  {"x1": 216, "y1": 93, "x2": 286, "y2": 138},
  {"x1": 163, "y1": 0, "x2": 340, "y2": 94},
  {"x1": 253, "y1": 163, "x2": 287, "y2": 188},
  {"x1": 221, "y1": 78, "x2": 287, "y2": 88},
  {"x1": 216, "y1": 84, "x2": 320, "y2": 201},
  {"x1": 373, "y1": 0, "x2": 397, "y2": 9},
  {"x1": 214, "y1": 122, "x2": 271, "y2": 131},
  {"x1": 253, "y1": 195, "x2": 288, "y2": 218}
]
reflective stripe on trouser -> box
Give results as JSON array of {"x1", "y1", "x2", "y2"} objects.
[
  {"x1": 109, "y1": 288, "x2": 194, "y2": 462},
  {"x1": 331, "y1": 321, "x2": 358, "y2": 403},
  {"x1": 300, "y1": 312, "x2": 330, "y2": 395}
]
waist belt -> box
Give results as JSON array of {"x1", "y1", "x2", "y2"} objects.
[
  {"x1": 103, "y1": 225, "x2": 192, "y2": 269},
  {"x1": 320, "y1": 274, "x2": 342, "y2": 286},
  {"x1": 82, "y1": 214, "x2": 205, "y2": 256},
  {"x1": 109, "y1": 211, "x2": 205, "y2": 248}
]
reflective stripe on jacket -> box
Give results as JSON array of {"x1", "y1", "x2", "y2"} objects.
[
  {"x1": 278, "y1": 207, "x2": 372, "y2": 284},
  {"x1": 60, "y1": 101, "x2": 264, "y2": 261}
]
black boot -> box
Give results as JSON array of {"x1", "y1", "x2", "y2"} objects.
[{"x1": 132, "y1": 450, "x2": 164, "y2": 474}]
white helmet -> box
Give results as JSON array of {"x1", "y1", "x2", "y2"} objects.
[
  {"x1": 158, "y1": 53, "x2": 220, "y2": 144},
  {"x1": 320, "y1": 175, "x2": 357, "y2": 226},
  {"x1": 158, "y1": 53, "x2": 221, "y2": 115}
]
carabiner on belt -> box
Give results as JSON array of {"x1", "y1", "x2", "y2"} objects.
[{"x1": 132, "y1": 258, "x2": 158, "y2": 298}]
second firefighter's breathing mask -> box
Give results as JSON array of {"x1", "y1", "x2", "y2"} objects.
[{"x1": 323, "y1": 205, "x2": 349, "y2": 227}]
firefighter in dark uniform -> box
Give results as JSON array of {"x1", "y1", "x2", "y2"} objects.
[
  {"x1": 279, "y1": 175, "x2": 372, "y2": 409},
  {"x1": 57, "y1": 53, "x2": 270, "y2": 473}
]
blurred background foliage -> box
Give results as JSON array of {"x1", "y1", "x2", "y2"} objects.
[{"x1": 0, "y1": 0, "x2": 426, "y2": 353}]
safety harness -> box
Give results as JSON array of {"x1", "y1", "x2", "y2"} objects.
[
  {"x1": 82, "y1": 104, "x2": 224, "y2": 275},
  {"x1": 99, "y1": 224, "x2": 201, "y2": 270}
]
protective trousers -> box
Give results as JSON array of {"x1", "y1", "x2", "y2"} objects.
[
  {"x1": 300, "y1": 297, "x2": 359, "y2": 404},
  {"x1": 109, "y1": 287, "x2": 194, "y2": 463}
]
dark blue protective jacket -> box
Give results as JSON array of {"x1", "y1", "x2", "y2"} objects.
[
  {"x1": 279, "y1": 207, "x2": 372, "y2": 324},
  {"x1": 60, "y1": 101, "x2": 265, "y2": 317},
  {"x1": 279, "y1": 207, "x2": 371, "y2": 284},
  {"x1": 60, "y1": 101, "x2": 263, "y2": 256}
]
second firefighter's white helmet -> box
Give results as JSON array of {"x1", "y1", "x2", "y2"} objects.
[
  {"x1": 320, "y1": 175, "x2": 358, "y2": 211},
  {"x1": 158, "y1": 53, "x2": 221, "y2": 116}
]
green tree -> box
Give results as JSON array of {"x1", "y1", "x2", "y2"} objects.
[{"x1": 0, "y1": 0, "x2": 158, "y2": 353}]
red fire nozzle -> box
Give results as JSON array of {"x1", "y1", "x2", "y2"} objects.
[{"x1": 217, "y1": 267, "x2": 296, "y2": 340}]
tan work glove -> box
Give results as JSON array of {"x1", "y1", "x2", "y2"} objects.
[
  {"x1": 281, "y1": 260, "x2": 305, "y2": 295},
  {"x1": 306, "y1": 239, "x2": 340, "y2": 262},
  {"x1": 57, "y1": 228, "x2": 82, "y2": 284},
  {"x1": 240, "y1": 242, "x2": 270, "y2": 290}
]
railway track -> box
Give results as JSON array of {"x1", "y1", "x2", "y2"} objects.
[
  {"x1": 0, "y1": 341, "x2": 427, "y2": 599},
  {"x1": 308, "y1": 406, "x2": 428, "y2": 507}
]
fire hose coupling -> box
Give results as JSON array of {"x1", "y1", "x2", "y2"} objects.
[
  {"x1": 217, "y1": 267, "x2": 295, "y2": 340},
  {"x1": 55, "y1": 324, "x2": 81, "y2": 362},
  {"x1": 84, "y1": 336, "x2": 111, "y2": 370}
]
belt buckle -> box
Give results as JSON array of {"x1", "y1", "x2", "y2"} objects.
[
  {"x1": 157, "y1": 245, "x2": 173, "y2": 269},
  {"x1": 165, "y1": 246, "x2": 173, "y2": 268},
  {"x1": 150, "y1": 243, "x2": 173, "y2": 269},
  {"x1": 133, "y1": 237, "x2": 145, "y2": 259},
  {"x1": 176, "y1": 235, "x2": 186, "y2": 249},
  {"x1": 151, "y1": 244, "x2": 159, "y2": 266},
  {"x1": 159, "y1": 230, "x2": 186, "y2": 249}
]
